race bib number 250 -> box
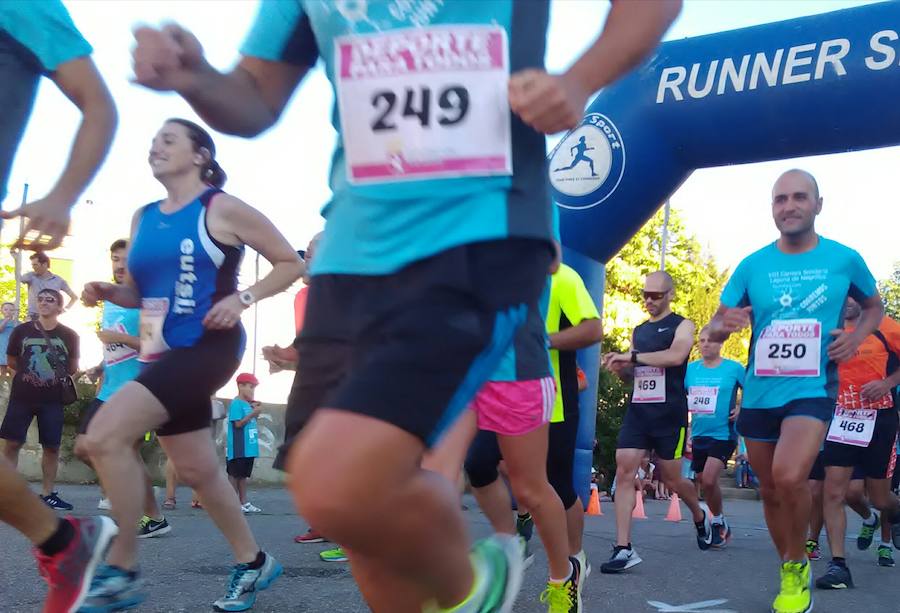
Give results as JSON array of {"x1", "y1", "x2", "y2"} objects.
[{"x1": 335, "y1": 26, "x2": 512, "y2": 184}]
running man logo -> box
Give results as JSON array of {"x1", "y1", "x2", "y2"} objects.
[{"x1": 549, "y1": 113, "x2": 625, "y2": 210}]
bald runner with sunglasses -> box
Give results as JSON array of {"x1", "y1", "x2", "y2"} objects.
[{"x1": 600, "y1": 271, "x2": 713, "y2": 573}]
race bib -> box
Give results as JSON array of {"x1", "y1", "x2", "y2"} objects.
[
  {"x1": 754, "y1": 319, "x2": 821, "y2": 377},
  {"x1": 139, "y1": 298, "x2": 170, "y2": 363},
  {"x1": 826, "y1": 406, "x2": 877, "y2": 447},
  {"x1": 102, "y1": 323, "x2": 139, "y2": 366},
  {"x1": 688, "y1": 385, "x2": 719, "y2": 415},
  {"x1": 335, "y1": 25, "x2": 512, "y2": 185},
  {"x1": 633, "y1": 366, "x2": 666, "y2": 403}
]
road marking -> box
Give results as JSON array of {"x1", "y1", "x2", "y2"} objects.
[{"x1": 647, "y1": 599, "x2": 737, "y2": 613}]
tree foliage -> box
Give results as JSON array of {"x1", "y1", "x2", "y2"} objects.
[{"x1": 878, "y1": 261, "x2": 900, "y2": 320}]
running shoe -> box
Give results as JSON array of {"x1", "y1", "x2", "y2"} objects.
[
  {"x1": 711, "y1": 519, "x2": 732, "y2": 549},
  {"x1": 43, "y1": 492, "x2": 74, "y2": 511},
  {"x1": 212, "y1": 553, "x2": 283, "y2": 612},
  {"x1": 574, "y1": 549, "x2": 591, "y2": 579},
  {"x1": 472, "y1": 534, "x2": 524, "y2": 613},
  {"x1": 857, "y1": 512, "x2": 879, "y2": 550},
  {"x1": 516, "y1": 512, "x2": 534, "y2": 542},
  {"x1": 319, "y1": 546, "x2": 348, "y2": 562},
  {"x1": 539, "y1": 557, "x2": 581, "y2": 612},
  {"x1": 97, "y1": 499, "x2": 111, "y2": 511},
  {"x1": 695, "y1": 508, "x2": 713, "y2": 550},
  {"x1": 805, "y1": 540, "x2": 821, "y2": 561},
  {"x1": 772, "y1": 560, "x2": 812, "y2": 613},
  {"x1": 241, "y1": 502, "x2": 262, "y2": 514},
  {"x1": 162, "y1": 498, "x2": 176, "y2": 510},
  {"x1": 136, "y1": 516, "x2": 171, "y2": 539},
  {"x1": 34, "y1": 516, "x2": 118, "y2": 613},
  {"x1": 877, "y1": 545, "x2": 895, "y2": 567},
  {"x1": 599, "y1": 545, "x2": 641, "y2": 574},
  {"x1": 815, "y1": 560, "x2": 853, "y2": 589},
  {"x1": 78, "y1": 565, "x2": 146, "y2": 613},
  {"x1": 294, "y1": 528, "x2": 326, "y2": 544}
]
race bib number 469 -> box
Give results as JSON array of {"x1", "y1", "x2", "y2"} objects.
[
  {"x1": 633, "y1": 366, "x2": 666, "y2": 404},
  {"x1": 335, "y1": 26, "x2": 512, "y2": 184}
]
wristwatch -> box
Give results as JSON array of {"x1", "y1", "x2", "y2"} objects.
[
  {"x1": 238, "y1": 290, "x2": 256, "y2": 308},
  {"x1": 631, "y1": 350, "x2": 640, "y2": 364}
]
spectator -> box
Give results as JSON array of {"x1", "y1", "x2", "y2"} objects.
[
  {"x1": 227, "y1": 373, "x2": 263, "y2": 514},
  {"x1": 0, "y1": 288, "x2": 79, "y2": 509},
  {"x1": 0, "y1": 302, "x2": 19, "y2": 376},
  {"x1": 18, "y1": 252, "x2": 77, "y2": 319}
]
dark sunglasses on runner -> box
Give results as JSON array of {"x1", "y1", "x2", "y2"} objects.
[{"x1": 642, "y1": 290, "x2": 667, "y2": 301}]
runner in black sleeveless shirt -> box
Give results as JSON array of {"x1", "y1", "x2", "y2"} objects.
[{"x1": 600, "y1": 271, "x2": 712, "y2": 573}]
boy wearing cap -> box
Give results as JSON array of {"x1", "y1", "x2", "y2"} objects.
[{"x1": 227, "y1": 373, "x2": 263, "y2": 513}]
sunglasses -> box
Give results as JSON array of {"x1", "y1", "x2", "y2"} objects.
[
  {"x1": 37, "y1": 296, "x2": 58, "y2": 304},
  {"x1": 642, "y1": 291, "x2": 667, "y2": 301}
]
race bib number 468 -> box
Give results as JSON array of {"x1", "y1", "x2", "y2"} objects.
[{"x1": 335, "y1": 26, "x2": 512, "y2": 184}]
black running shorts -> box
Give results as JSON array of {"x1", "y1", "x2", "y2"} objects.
[{"x1": 275, "y1": 238, "x2": 552, "y2": 470}]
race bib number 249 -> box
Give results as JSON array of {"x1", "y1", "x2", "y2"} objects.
[{"x1": 335, "y1": 26, "x2": 513, "y2": 184}]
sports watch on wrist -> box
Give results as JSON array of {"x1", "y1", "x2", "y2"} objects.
[
  {"x1": 238, "y1": 290, "x2": 256, "y2": 308},
  {"x1": 631, "y1": 350, "x2": 640, "y2": 364}
]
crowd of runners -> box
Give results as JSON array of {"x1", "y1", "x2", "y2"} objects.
[{"x1": 1, "y1": 2, "x2": 898, "y2": 613}]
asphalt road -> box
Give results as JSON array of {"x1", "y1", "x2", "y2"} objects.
[{"x1": 1, "y1": 485, "x2": 899, "y2": 612}]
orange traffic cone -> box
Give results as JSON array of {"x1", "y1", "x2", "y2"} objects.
[
  {"x1": 632, "y1": 492, "x2": 647, "y2": 519},
  {"x1": 587, "y1": 485, "x2": 602, "y2": 516},
  {"x1": 665, "y1": 494, "x2": 682, "y2": 522}
]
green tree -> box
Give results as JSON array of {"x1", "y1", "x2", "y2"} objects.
[
  {"x1": 878, "y1": 261, "x2": 900, "y2": 320},
  {"x1": 592, "y1": 206, "x2": 750, "y2": 487}
]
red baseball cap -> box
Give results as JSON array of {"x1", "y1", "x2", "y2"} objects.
[{"x1": 236, "y1": 373, "x2": 259, "y2": 386}]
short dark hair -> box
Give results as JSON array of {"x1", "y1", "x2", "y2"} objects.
[
  {"x1": 37, "y1": 288, "x2": 62, "y2": 304},
  {"x1": 30, "y1": 252, "x2": 49, "y2": 265},
  {"x1": 110, "y1": 239, "x2": 128, "y2": 252},
  {"x1": 165, "y1": 118, "x2": 227, "y2": 188}
]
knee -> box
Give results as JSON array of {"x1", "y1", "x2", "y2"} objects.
[
  {"x1": 869, "y1": 490, "x2": 895, "y2": 511},
  {"x1": 759, "y1": 482, "x2": 778, "y2": 504},
  {"x1": 771, "y1": 465, "x2": 806, "y2": 492},
  {"x1": 823, "y1": 483, "x2": 847, "y2": 507},
  {"x1": 80, "y1": 432, "x2": 116, "y2": 461},
  {"x1": 74, "y1": 437, "x2": 90, "y2": 462},
  {"x1": 3, "y1": 440, "x2": 22, "y2": 454},
  {"x1": 173, "y1": 461, "x2": 218, "y2": 489},
  {"x1": 508, "y1": 479, "x2": 547, "y2": 511},
  {"x1": 701, "y1": 473, "x2": 719, "y2": 492}
]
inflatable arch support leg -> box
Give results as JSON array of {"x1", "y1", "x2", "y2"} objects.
[{"x1": 555, "y1": 2, "x2": 900, "y2": 505}]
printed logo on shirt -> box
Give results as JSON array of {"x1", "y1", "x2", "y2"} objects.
[{"x1": 173, "y1": 238, "x2": 196, "y2": 315}]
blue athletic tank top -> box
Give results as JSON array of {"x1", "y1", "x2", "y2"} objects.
[{"x1": 128, "y1": 188, "x2": 244, "y2": 353}]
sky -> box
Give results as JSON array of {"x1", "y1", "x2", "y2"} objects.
[{"x1": 4, "y1": 0, "x2": 896, "y2": 402}]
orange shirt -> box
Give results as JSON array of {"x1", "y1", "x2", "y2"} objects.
[{"x1": 837, "y1": 316, "x2": 900, "y2": 409}]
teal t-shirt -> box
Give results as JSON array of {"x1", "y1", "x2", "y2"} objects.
[
  {"x1": 97, "y1": 302, "x2": 141, "y2": 402},
  {"x1": 685, "y1": 358, "x2": 744, "y2": 440},
  {"x1": 720, "y1": 237, "x2": 877, "y2": 409},
  {"x1": 227, "y1": 398, "x2": 259, "y2": 460},
  {"x1": 240, "y1": 1, "x2": 553, "y2": 275}
]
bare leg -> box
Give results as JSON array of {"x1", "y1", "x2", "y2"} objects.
[
  {"x1": 746, "y1": 440, "x2": 787, "y2": 559},
  {"x1": 771, "y1": 418, "x2": 828, "y2": 561},
  {"x1": 289, "y1": 409, "x2": 475, "y2": 609},
  {"x1": 657, "y1": 458, "x2": 705, "y2": 523},
  {"x1": 808, "y1": 479, "x2": 825, "y2": 544},
  {"x1": 613, "y1": 449, "x2": 643, "y2": 546},
  {"x1": 3, "y1": 439, "x2": 21, "y2": 468},
  {"x1": 845, "y1": 479, "x2": 871, "y2": 519},
  {"x1": 498, "y1": 425, "x2": 570, "y2": 579},
  {"x1": 700, "y1": 458, "x2": 726, "y2": 517},
  {"x1": 0, "y1": 456, "x2": 58, "y2": 545},
  {"x1": 40, "y1": 447, "x2": 59, "y2": 497},
  {"x1": 471, "y1": 478, "x2": 516, "y2": 535},
  {"x1": 822, "y1": 466, "x2": 853, "y2": 559},
  {"x1": 566, "y1": 498, "x2": 585, "y2": 554},
  {"x1": 165, "y1": 458, "x2": 177, "y2": 501}
]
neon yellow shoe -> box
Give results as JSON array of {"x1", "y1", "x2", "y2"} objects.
[
  {"x1": 319, "y1": 546, "x2": 348, "y2": 562},
  {"x1": 771, "y1": 561, "x2": 812, "y2": 613}
]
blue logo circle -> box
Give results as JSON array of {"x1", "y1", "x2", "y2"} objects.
[{"x1": 549, "y1": 113, "x2": 625, "y2": 210}]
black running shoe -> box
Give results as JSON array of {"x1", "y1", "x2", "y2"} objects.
[
  {"x1": 815, "y1": 561, "x2": 854, "y2": 590},
  {"x1": 42, "y1": 492, "x2": 74, "y2": 511}
]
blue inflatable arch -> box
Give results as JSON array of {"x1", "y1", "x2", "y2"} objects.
[{"x1": 553, "y1": 2, "x2": 900, "y2": 504}]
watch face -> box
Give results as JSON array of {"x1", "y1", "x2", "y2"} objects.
[{"x1": 240, "y1": 291, "x2": 253, "y2": 306}]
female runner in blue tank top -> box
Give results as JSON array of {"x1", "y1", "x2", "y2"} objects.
[{"x1": 79, "y1": 118, "x2": 303, "y2": 612}]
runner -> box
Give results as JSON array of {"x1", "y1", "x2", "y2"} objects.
[
  {"x1": 708, "y1": 169, "x2": 884, "y2": 613},
  {"x1": 0, "y1": 1, "x2": 119, "y2": 610},
  {"x1": 601, "y1": 271, "x2": 713, "y2": 573},
  {"x1": 79, "y1": 119, "x2": 302, "y2": 611},
  {"x1": 129, "y1": 2, "x2": 681, "y2": 611},
  {"x1": 805, "y1": 454, "x2": 826, "y2": 561},
  {"x1": 74, "y1": 239, "x2": 171, "y2": 537},
  {"x1": 685, "y1": 326, "x2": 745, "y2": 547},
  {"x1": 815, "y1": 298, "x2": 900, "y2": 589},
  {"x1": 461, "y1": 261, "x2": 603, "y2": 585},
  {"x1": 848, "y1": 477, "x2": 898, "y2": 567}
]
